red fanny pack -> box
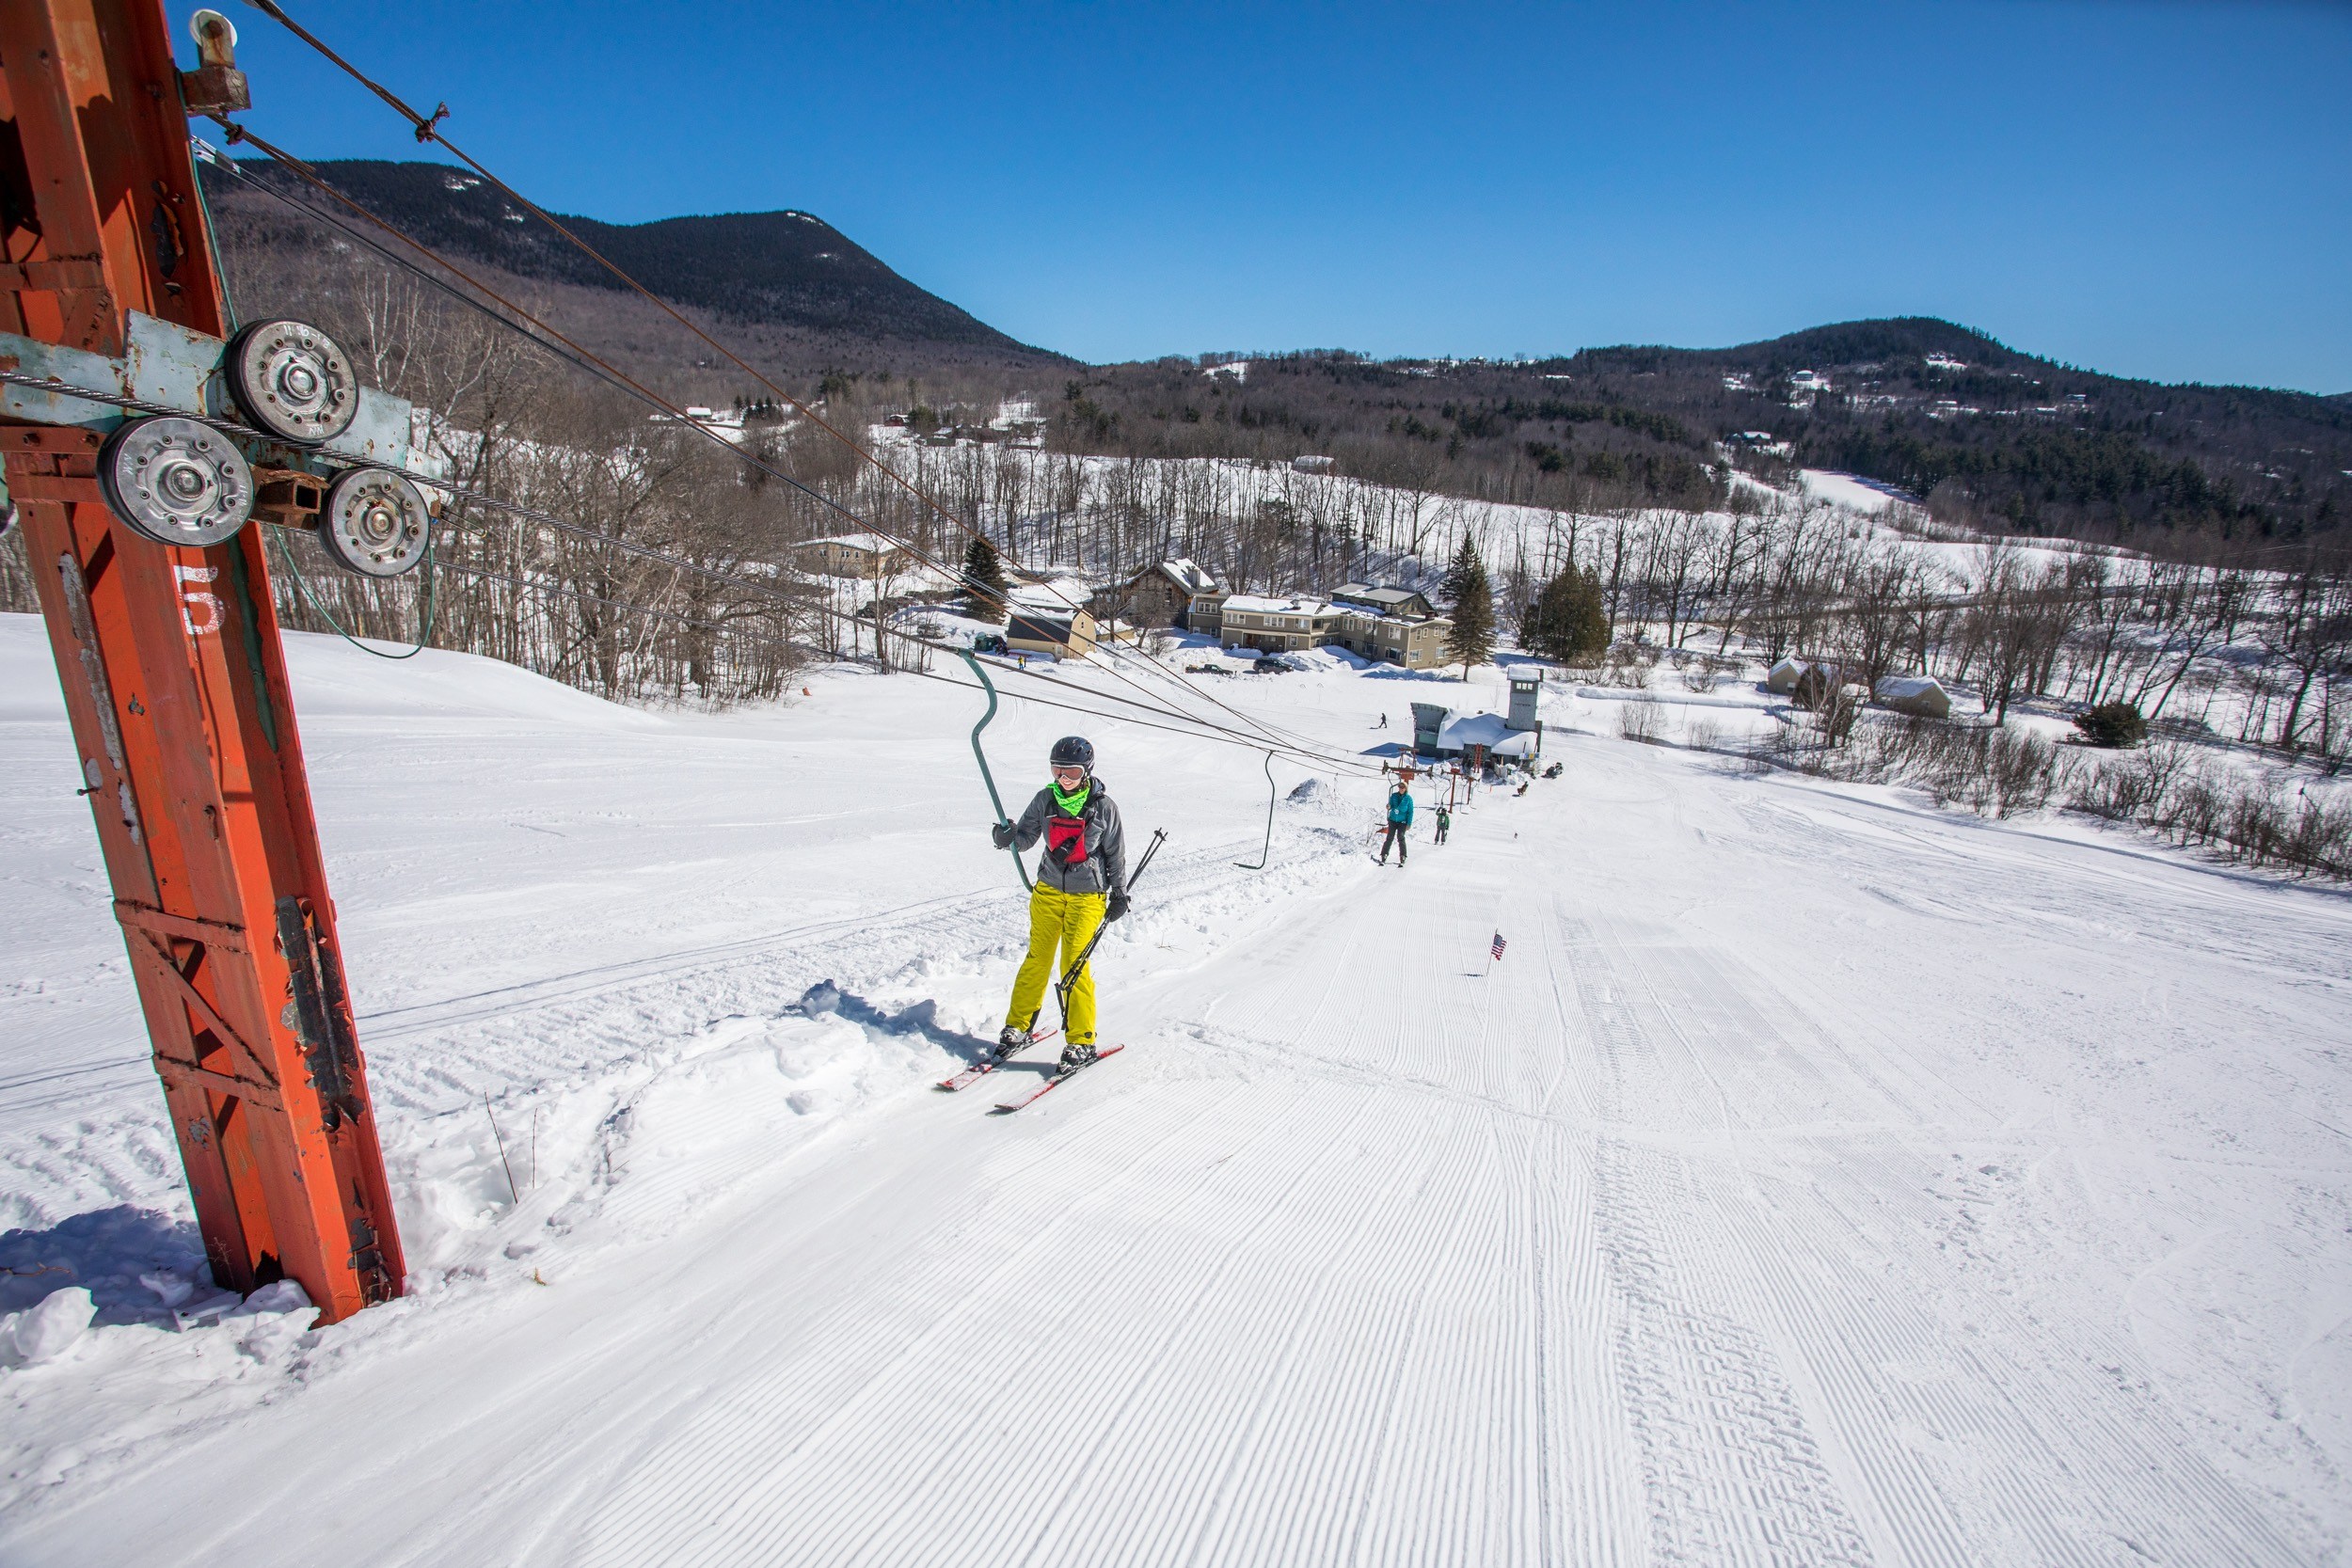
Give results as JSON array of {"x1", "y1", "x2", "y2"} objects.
[{"x1": 1045, "y1": 814, "x2": 1089, "y2": 867}]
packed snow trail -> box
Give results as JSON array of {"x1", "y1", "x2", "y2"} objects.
[{"x1": 2, "y1": 622, "x2": 2348, "y2": 1564}]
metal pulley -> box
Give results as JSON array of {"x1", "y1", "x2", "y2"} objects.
[
  {"x1": 316, "y1": 467, "x2": 432, "y2": 577},
  {"x1": 97, "y1": 416, "x2": 255, "y2": 546},
  {"x1": 226, "y1": 319, "x2": 358, "y2": 446}
]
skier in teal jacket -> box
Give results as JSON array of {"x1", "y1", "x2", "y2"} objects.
[{"x1": 1378, "y1": 782, "x2": 1414, "y2": 865}]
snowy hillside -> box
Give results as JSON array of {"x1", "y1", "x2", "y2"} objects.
[{"x1": 3, "y1": 611, "x2": 2349, "y2": 1564}]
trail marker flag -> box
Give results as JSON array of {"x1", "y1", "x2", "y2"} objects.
[{"x1": 1492, "y1": 932, "x2": 1508, "y2": 961}]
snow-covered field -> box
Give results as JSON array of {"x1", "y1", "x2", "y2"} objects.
[{"x1": 4, "y1": 610, "x2": 2349, "y2": 1565}]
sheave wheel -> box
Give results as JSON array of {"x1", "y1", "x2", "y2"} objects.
[
  {"x1": 225, "y1": 318, "x2": 358, "y2": 446},
  {"x1": 316, "y1": 467, "x2": 432, "y2": 578},
  {"x1": 97, "y1": 416, "x2": 254, "y2": 547}
]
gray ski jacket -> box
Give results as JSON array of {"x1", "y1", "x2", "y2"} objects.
[{"x1": 1012, "y1": 778, "x2": 1128, "y2": 896}]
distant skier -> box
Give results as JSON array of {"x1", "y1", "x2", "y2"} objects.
[
  {"x1": 1378, "y1": 713, "x2": 1389, "y2": 729},
  {"x1": 990, "y1": 736, "x2": 1129, "y2": 1072},
  {"x1": 1377, "y1": 781, "x2": 1414, "y2": 865},
  {"x1": 1434, "y1": 805, "x2": 1451, "y2": 844}
]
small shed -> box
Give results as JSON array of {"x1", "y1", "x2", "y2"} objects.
[
  {"x1": 1771, "y1": 653, "x2": 1863, "y2": 705},
  {"x1": 1874, "y1": 674, "x2": 1952, "y2": 720},
  {"x1": 1005, "y1": 608, "x2": 1098, "y2": 658}
]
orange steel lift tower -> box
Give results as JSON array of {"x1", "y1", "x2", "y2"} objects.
[{"x1": 1, "y1": 1, "x2": 405, "y2": 1322}]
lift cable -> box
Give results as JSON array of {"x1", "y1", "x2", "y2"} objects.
[
  {"x1": 201, "y1": 129, "x2": 890, "y2": 545},
  {"x1": 199, "y1": 126, "x2": 1361, "y2": 773},
  {"x1": 0, "y1": 368, "x2": 1377, "y2": 773},
  {"x1": 214, "y1": 8, "x2": 1357, "y2": 764}
]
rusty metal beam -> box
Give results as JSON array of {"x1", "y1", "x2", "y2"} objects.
[{"x1": 1, "y1": 0, "x2": 405, "y2": 1321}]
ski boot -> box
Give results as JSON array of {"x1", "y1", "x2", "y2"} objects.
[
  {"x1": 1056, "y1": 1040, "x2": 1099, "y2": 1074},
  {"x1": 994, "y1": 1025, "x2": 1032, "y2": 1059}
]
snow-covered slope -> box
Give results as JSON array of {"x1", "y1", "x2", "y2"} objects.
[{"x1": 2, "y1": 614, "x2": 2348, "y2": 1564}]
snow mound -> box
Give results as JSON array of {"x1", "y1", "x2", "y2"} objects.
[
  {"x1": 5, "y1": 1288, "x2": 93, "y2": 1365},
  {"x1": 1274, "y1": 646, "x2": 1366, "y2": 673}
]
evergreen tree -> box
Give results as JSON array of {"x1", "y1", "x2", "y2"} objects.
[
  {"x1": 962, "y1": 535, "x2": 1010, "y2": 625},
  {"x1": 1442, "y1": 537, "x2": 1495, "y2": 679},
  {"x1": 1521, "y1": 564, "x2": 1609, "y2": 663},
  {"x1": 1438, "y1": 531, "x2": 1477, "y2": 608}
]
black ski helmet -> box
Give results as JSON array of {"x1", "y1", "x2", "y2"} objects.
[{"x1": 1050, "y1": 735, "x2": 1095, "y2": 772}]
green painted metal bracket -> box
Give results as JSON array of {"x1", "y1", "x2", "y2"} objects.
[{"x1": 961, "y1": 650, "x2": 1032, "y2": 892}]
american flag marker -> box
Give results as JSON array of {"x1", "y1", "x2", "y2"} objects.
[{"x1": 1487, "y1": 930, "x2": 1506, "y2": 975}]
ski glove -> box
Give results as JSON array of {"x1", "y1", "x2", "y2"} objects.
[
  {"x1": 991, "y1": 820, "x2": 1016, "y2": 849},
  {"x1": 1105, "y1": 888, "x2": 1130, "y2": 923}
]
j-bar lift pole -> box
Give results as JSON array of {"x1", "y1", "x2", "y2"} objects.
[{"x1": 1, "y1": 0, "x2": 405, "y2": 1322}]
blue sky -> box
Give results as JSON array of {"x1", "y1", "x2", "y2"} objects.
[{"x1": 202, "y1": 2, "x2": 2350, "y2": 392}]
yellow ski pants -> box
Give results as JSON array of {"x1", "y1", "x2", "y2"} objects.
[{"x1": 1004, "y1": 884, "x2": 1106, "y2": 1046}]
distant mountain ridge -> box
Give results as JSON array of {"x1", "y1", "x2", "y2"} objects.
[
  {"x1": 1577, "y1": 317, "x2": 2344, "y2": 423},
  {"x1": 215, "y1": 158, "x2": 1042, "y2": 354},
  {"x1": 1064, "y1": 317, "x2": 2350, "y2": 546}
]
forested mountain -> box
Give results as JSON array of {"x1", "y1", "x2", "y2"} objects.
[
  {"x1": 202, "y1": 157, "x2": 1065, "y2": 398},
  {"x1": 1051, "y1": 321, "x2": 2351, "y2": 552}
]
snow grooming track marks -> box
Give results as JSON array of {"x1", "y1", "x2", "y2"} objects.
[
  {"x1": 1565, "y1": 915, "x2": 2310, "y2": 1566},
  {"x1": 550, "y1": 1073, "x2": 1269, "y2": 1566},
  {"x1": 354, "y1": 889, "x2": 988, "y2": 1044},
  {"x1": 989, "y1": 1045, "x2": 1123, "y2": 1112},
  {"x1": 1564, "y1": 920, "x2": 1875, "y2": 1566},
  {"x1": 547, "y1": 847, "x2": 1598, "y2": 1567},
  {"x1": 8, "y1": 627, "x2": 2352, "y2": 1565}
]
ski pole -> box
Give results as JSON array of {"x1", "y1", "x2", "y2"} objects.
[{"x1": 1054, "y1": 828, "x2": 1167, "y2": 1025}]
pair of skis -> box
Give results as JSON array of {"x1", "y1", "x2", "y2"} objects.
[
  {"x1": 937, "y1": 1031, "x2": 1126, "y2": 1112},
  {"x1": 936, "y1": 1027, "x2": 1054, "y2": 1093}
]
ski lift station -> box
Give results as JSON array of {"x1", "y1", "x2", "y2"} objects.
[{"x1": 1411, "y1": 674, "x2": 1544, "y2": 761}]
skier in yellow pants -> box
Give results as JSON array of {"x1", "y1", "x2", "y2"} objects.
[
  {"x1": 990, "y1": 736, "x2": 1129, "y2": 1073},
  {"x1": 1003, "y1": 885, "x2": 1106, "y2": 1057}
]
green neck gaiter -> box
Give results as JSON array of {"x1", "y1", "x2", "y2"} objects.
[{"x1": 1051, "y1": 779, "x2": 1091, "y2": 816}]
